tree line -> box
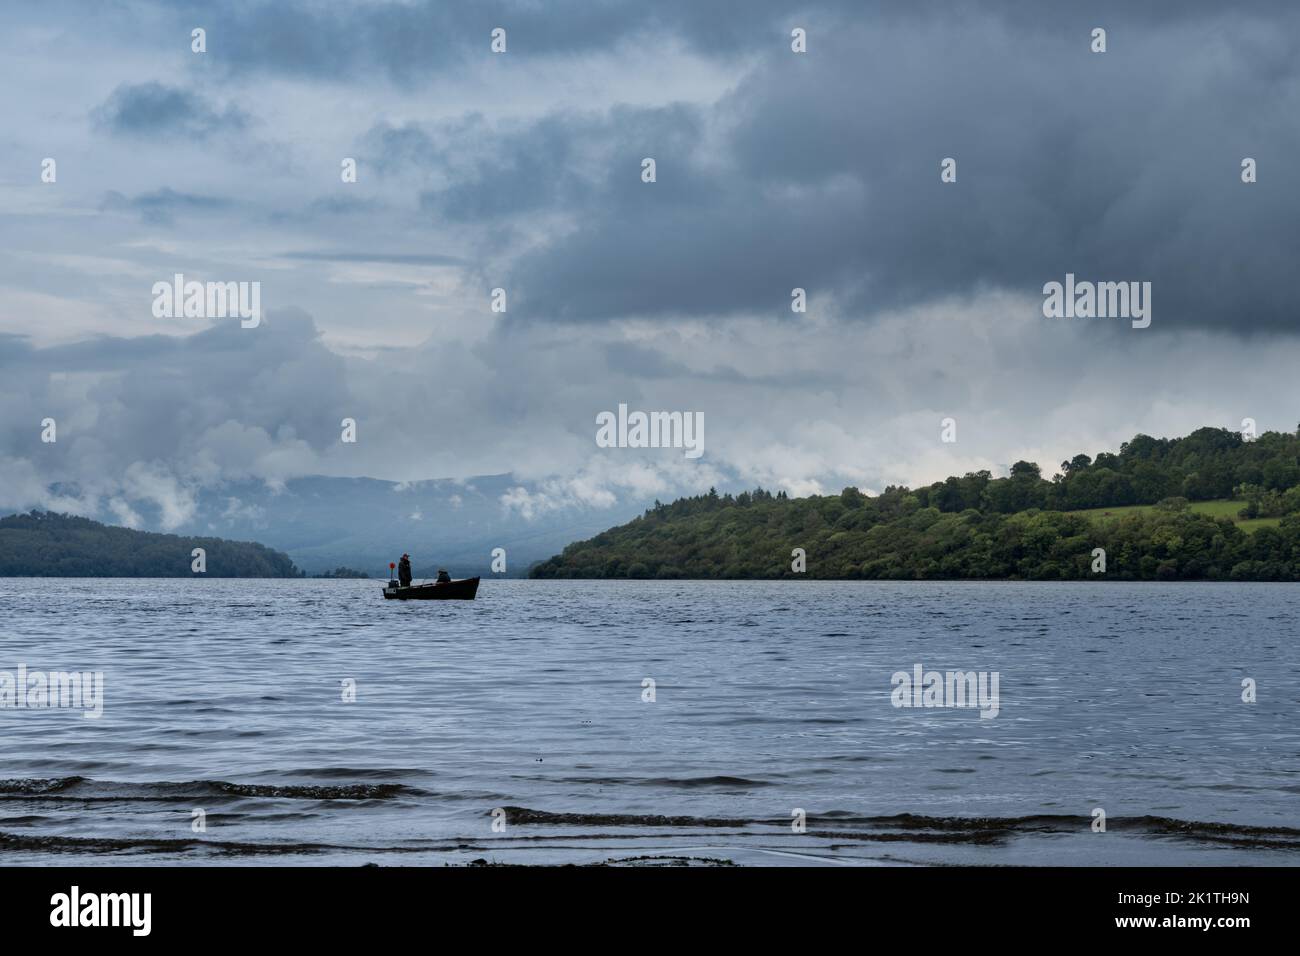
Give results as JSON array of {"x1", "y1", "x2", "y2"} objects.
[
  {"x1": 530, "y1": 426, "x2": 1300, "y2": 580},
  {"x1": 0, "y1": 511, "x2": 302, "y2": 577}
]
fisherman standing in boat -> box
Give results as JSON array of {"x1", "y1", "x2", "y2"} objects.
[{"x1": 398, "y1": 554, "x2": 413, "y2": 588}]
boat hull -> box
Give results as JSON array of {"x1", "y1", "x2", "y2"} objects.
[{"x1": 382, "y1": 577, "x2": 480, "y2": 600}]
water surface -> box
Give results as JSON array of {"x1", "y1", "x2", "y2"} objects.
[{"x1": 1, "y1": 579, "x2": 1295, "y2": 866}]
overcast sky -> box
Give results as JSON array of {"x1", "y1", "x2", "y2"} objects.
[{"x1": 2, "y1": 0, "x2": 1299, "y2": 524}]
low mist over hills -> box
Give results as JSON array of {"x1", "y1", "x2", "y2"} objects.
[{"x1": 37, "y1": 474, "x2": 649, "y2": 577}]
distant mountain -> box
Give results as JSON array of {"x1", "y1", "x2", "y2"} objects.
[
  {"x1": 0, "y1": 511, "x2": 300, "y2": 577},
  {"x1": 43, "y1": 474, "x2": 652, "y2": 577}
]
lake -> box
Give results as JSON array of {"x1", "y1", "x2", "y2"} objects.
[{"x1": 0, "y1": 579, "x2": 1296, "y2": 866}]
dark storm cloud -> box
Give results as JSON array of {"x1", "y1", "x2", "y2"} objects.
[
  {"x1": 409, "y1": 106, "x2": 706, "y2": 223},
  {"x1": 65, "y1": 1, "x2": 1300, "y2": 334},
  {"x1": 155, "y1": 0, "x2": 1300, "y2": 81},
  {"x1": 161, "y1": 0, "x2": 847, "y2": 81},
  {"x1": 94, "y1": 82, "x2": 248, "y2": 138},
  {"x1": 472, "y1": 7, "x2": 1300, "y2": 333}
]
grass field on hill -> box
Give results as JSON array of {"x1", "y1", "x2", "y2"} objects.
[{"x1": 1074, "y1": 499, "x2": 1281, "y2": 533}]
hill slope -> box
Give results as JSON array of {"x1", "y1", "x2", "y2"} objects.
[
  {"x1": 0, "y1": 512, "x2": 301, "y2": 577},
  {"x1": 531, "y1": 426, "x2": 1300, "y2": 581}
]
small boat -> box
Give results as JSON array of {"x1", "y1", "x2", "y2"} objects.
[{"x1": 382, "y1": 576, "x2": 480, "y2": 600}]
